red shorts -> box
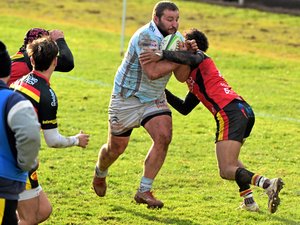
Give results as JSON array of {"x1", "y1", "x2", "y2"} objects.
[{"x1": 214, "y1": 99, "x2": 255, "y2": 143}]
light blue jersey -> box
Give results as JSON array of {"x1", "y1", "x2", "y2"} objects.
[{"x1": 113, "y1": 21, "x2": 182, "y2": 103}]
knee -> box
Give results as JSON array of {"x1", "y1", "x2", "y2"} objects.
[
  {"x1": 218, "y1": 167, "x2": 230, "y2": 180},
  {"x1": 154, "y1": 131, "x2": 172, "y2": 147},
  {"x1": 106, "y1": 140, "x2": 128, "y2": 157}
]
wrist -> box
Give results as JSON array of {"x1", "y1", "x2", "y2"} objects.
[
  {"x1": 71, "y1": 136, "x2": 79, "y2": 146},
  {"x1": 155, "y1": 50, "x2": 163, "y2": 60}
]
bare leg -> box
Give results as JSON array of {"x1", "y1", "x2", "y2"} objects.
[
  {"x1": 93, "y1": 130, "x2": 130, "y2": 197},
  {"x1": 97, "y1": 133, "x2": 130, "y2": 172},
  {"x1": 143, "y1": 115, "x2": 172, "y2": 179},
  {"x1": 18, "y1": 190, "x2": 52, "y2": 225},
  {"x1": 215, "y1": 140, "x2": 242, "y2": 180},
  {"x1": 133, "y1": 115, "x2": 172, "y2": 208}
]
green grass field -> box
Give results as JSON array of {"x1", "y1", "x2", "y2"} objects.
[{"x1": 1, "y1": 0, "x2": 300, "y2": 224}]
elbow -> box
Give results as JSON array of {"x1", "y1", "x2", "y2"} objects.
[
  {"x1": 175, "y1": 76, "x2": 187, "y2": 83},
  {"x1": 178, "y1": 108, "x2": 192, "y2": 116},
  {"x1": 58, "y1": 60, "x2": 74, "y2": 72},
  {"x1": 145, "y1": 71, "x2": 162, "y2": 80},
  {"x1": 46, "y1": 142, "x2": 61, "y2": 148},
  {"x1": 45, "y1": 138, "x2": 61, "y2": 148},
  {"x1": 182, "y1": 111, "x2": 190, "y2": 116},
  {"x1": 147, "y1": 73, "x2": 160, "y2": 80},
  {"x1": 181, "y1": 110, "x2": 191, "y2": 116},
  {"x1": 146, "y1": 70, "x2": 169, "y2": 80},
  {"x1": 65, "y1": 60, "x2": 75, "y2": 72}
]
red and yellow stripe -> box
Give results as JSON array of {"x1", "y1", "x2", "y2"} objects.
[
  {"x1": 11, "y1": 82, "x2": 40, "y2": 103},
  {"x1": 216, "y1": 110, "x2": 229, "y2": 141}
]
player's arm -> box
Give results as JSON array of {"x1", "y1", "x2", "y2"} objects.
[
  {"x1": 7, "y1": 97, "x2": 41, "y2": 171},
  {"x1": 50, "y1": 29, "x2": 74, "y2": 72},
  {"x1": 173, "y1": 64, "x2": 191, "y2": 82},
  {"x1": 140, "y1": 50, "x2": 205, "y2": 68},
  {"x1": 162, "y1": 50, "x2": 205, "y2": 67},
  {"x1": 165, "y1": 89, "x2": 200, "y2": 115},
  {"x1": 140, "y1": 58, "x2": 185, "y2": 80},
  {"x1": 43, "y1": 128, "x2": 89, "y2": 148}
]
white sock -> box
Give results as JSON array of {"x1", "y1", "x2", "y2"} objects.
[
  {"x1": 138, "y1": 176, "x2": 153, "y2": 193},
  {"x1": 95, "y1": 164, "x2": 108, "y2": 178}
]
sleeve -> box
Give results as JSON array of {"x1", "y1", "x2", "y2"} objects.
[
  {"x1": 39, "y1": 87, "x2": 58, "y2": 130},
  {"x1": 42, "y1": 128, "x2": 79, "y2": 148},
  {"x1": 165, "y1": 89, "x2": 200, "y2": 115},
  {"x1": 136, "y1": 31, "x2": 159, "y2": 56},
  {"x1": 7, "y1": 96, "x2": 41, "y2": 171},
  {"x1": 162, "y1": 50, "x2": 206, "y2": 67},
  {"x1": 55, "y1": 38, "x2": 74, "y2": 72}
]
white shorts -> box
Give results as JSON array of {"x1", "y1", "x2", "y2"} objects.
[
  {"x1": 18, "y1": 185, "x2": 43, "y2": 201},
  {"x1": 108, "y1": 94, "x2": 171, "y2": 135}
]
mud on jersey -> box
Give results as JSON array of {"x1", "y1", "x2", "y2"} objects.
[{"x1": 10, "y1": 71, "x2": 58, "y2": 130}]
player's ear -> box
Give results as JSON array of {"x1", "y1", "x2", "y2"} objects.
[
  {"x1": 53, "y1": 57, "x2": 58, "y2": 68},
  {"x1": 153, "y1": 15, "x2": 159, "y2": 24},
  {"x1": 30, "y1": 56, "x2": 35, "y2": 68}
]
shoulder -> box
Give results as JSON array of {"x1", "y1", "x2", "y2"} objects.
[
  {"x1": 11, "y1": 51, "x2": 25, "y2": 62},
  {"x1": 5, "y1": 91, "x2": 31, "y2": 115}
]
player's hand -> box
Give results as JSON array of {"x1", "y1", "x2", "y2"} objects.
[
  {"x1": 185, "y1": 39, "x2": 199, "y2": 52},
  {"x1": 76, "y1": 130, "x2": 89, "y2": 148},
  {"x1": 178, "y1": 41, "x2": 187, "y2": 51},
  {"x1": 139, "y1": 50, "x2": 162, "y2": 65},
  {"x1": 49, "y1": 29, "x2": 64, "y2": 41}
]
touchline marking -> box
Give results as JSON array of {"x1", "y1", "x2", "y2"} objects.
[
  {"x1": 54, "y1": 73, "x2": 111, "y2": 87},
  {"x1": 256, "y1": 112, "x2": 300, "y2": 123},
  {"x1": 54, "y1": 74, "x2": 300, "y2": 124}
]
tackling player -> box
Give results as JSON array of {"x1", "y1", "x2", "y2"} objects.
[{"x1": 139, "y1": 28, "x2": 284, "y2": 213}]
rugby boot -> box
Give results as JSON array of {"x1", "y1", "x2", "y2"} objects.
[
  {"x1": 265, "y1": 178, "x2": 284, "y2": 213},
  {"x1": 92, "y1": 175, "x2": 107, "y2": 197},
  {"x1": 134, "y1": 191, "x2": 164, "y2": 209}
]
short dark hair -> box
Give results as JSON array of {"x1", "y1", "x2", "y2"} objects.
[
  {"x1": 184, "y1": 28, "x2": 209, "y2": 52},
  {"x1": 152, "y1": 1, "x2": 179, "y2": 19},
  {"x1": 27, "y1": 37, "x2": 58, "y2": 71}
]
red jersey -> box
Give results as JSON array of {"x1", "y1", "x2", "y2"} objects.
[
  {"x1": 9, "y1": 38, "x2": 74, "y2": 86},
  {"x1": 186, "y1": 57, "x2": 242, "y2": 115}
]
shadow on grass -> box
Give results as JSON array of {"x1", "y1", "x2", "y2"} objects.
[
  {"x1": 111, "y1": 205, "x2": 201, "y2": 225},
  {"x1": 269, "y1": 214, "x2": 299, "y2": 225}
]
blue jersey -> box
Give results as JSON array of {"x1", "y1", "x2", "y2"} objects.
[{"x1": 113, "y1": 20, "x2": 182, "y2": 103}]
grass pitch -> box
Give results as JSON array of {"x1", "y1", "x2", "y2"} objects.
[{"x1": 1, "y1": 0, "x2": 300, "y2": 224}]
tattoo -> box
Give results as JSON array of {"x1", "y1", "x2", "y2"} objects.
[{"x1": 162, "y1": 50, "x2": 206, "y2": 66}]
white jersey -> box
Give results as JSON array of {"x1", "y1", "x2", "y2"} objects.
[{"x1": 113, "y1": 20, "x2": 182, "y2": 103}]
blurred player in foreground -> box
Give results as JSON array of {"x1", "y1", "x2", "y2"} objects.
[{"x1": 0, "y1": 40, "x2": 40, "y2": 225}]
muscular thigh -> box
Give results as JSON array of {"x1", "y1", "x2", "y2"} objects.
[
  {"x1": 142, "y1": 95, "x2": 172, "y2": 141},
  {"x1": 17, "y1": 196, "x2": 39, "y2": 219}
]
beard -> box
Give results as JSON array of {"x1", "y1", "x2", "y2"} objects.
[{"x1": 156, "y1": 20, "x2": 177, "y2": 37}]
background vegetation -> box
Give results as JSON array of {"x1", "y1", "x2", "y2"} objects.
[{"x1": 1, "y1": 0, "x2": 299, "y2": 224}]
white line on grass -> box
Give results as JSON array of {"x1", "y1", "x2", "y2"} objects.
[
  {"x1": 54, "y1": 73, "x2": 300, "y2": 124},
  {"x1": 54, "y1": 73, "x2": 111, "y2": 87},
  {"x1": 255, "y1": 112, "x2": 300, "y2": 123}
]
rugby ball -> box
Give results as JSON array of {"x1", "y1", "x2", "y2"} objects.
[{"x1": 161, "y1": 34, "x2": 182, "y2": 51}]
